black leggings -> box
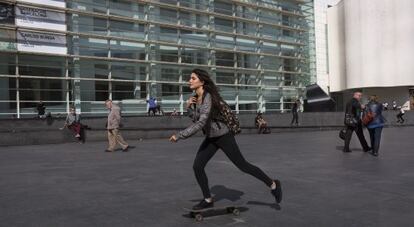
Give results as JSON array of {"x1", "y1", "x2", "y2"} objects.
[{"x1": 193, "y1": 133, "x2": 274, "y2": 198}]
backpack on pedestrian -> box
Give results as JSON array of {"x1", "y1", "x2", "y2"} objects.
[{"x1": 214, "y1": 102, "x2": 242, "y2": 135}]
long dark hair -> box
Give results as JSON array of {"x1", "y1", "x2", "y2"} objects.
[{"x1": 191, "y1": 68, "x2": 224, "y2": 119}]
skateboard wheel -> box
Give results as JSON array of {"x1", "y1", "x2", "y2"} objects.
[
  {"x1": 232, "y1": 209, "x2": 240, "y2": 216},
  {"x1": 195, "y1": 214, "x2": 203, "y2": 222},
  {"x1": 189, "y1": 212, "x2": 195, "y2": 218}
]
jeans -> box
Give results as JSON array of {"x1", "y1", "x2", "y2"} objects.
[{"x1": 368, "y1": 127, "x2": 383, "y2": 154}]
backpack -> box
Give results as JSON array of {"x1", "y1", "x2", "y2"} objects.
[{"x1": 214, "y1": 102, "x2": 241, "y2": 135}]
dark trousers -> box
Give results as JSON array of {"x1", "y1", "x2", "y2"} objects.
[
  {"x1": 148, "y1": 107, "x2": 157, "y2": 116},
  {"x1": 368, "y1": 127, "x2": 383, "y2": 154},
  {"x1": 68, "y1": 123, "x2": 81, "y2": 135},
  {"x1": 193, "y1": 133, "x2": 274, "y2": 198},
  {"x1": 344, "y1": 123, "x2": 370, "y2": 151},
  {"x1": 397, "y1": 113, "x2": 405, "y2": 123},
  {"x1": 291, "y1": 112, "x2": 299, "y2": 125}
]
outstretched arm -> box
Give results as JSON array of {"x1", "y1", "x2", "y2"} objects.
[{"x1": 171, "y1": 94, "x2": 211, "y2": 141}]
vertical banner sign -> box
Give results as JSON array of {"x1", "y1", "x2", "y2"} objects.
[
  {"x1": 15, "y1": 6, "x2": 66, "y2": 31},
  {"x1": 0, "y1": 3, "x2": 15, "y2": 24},
  {"x1": 17, "y1": 0, "x2": 66, "y2": 8},
  {"x1": 17, "y1": 31, "x2": 67, "y2": 54}
]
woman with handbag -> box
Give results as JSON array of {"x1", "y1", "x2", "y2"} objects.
[
  {"x1": 343, "y1": 92, "x2": 371, "y2": 153},
  {"x1": 169, "y1": 69, "x2": 282, "y2": 210},
  {"x1": 366, "y1": 95, "x2": 385, "y2": 156}
]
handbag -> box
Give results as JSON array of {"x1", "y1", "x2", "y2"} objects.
[
  {"x1": 339, "y1": 128, "x2": 346, "y2": 140},
  {"x1": 362, "y1": 111, "x2": 375, "y2": 126},
  {"x1": 344, "y1": 113, "x2": 357, "y2": 128}
]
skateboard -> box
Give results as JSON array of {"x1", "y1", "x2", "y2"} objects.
[{"x1": 183, "y1": 204, "x2": 241, "y2": 222}]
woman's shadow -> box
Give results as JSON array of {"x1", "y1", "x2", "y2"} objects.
[
  {"x1": 210, "y1": 185, "x2": 281, "y2": 210},
  {"x1": 188, "y1": 185, "x2": 280, "y2": 211},
  {"x1": 188, "y1": 185, "x2": 244, "y2": 203},
  {"x1": 184, "y1": 185, "x2": 249, "y2": 219}
]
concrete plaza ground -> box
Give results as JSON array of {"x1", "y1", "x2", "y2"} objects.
[{"x1": 1, "y1": 127, "x2": 413, "y2": 227}]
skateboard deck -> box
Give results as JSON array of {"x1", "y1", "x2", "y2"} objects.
[{"x1": 183, "y1": 204, "x2": 242, "y2": 222}]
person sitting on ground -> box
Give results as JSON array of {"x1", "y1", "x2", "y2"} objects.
[
  {"x1": 255, "y1": 112, "x2": 270, "y2": 134},
  {"x1": 36, "y1": 101, "x2": 46, "y2": 119},
  {"x1": 155, "y1": 99, "x2": 164, "y2": 116},
  {"x1": 60, "y1": 107, "x2": 81, "y2": 139}
]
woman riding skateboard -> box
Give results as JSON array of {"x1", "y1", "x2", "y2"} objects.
[{"x1": 169, "y1": 69, "x2": 282, "y2": 210}]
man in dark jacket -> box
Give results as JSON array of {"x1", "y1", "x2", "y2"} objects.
[
  {"x1": 291, "y1": 99, "x2": 300, "y2": 126},
  {"x1": 343, "y1": 92, "x2": 371, "y2": 153}
]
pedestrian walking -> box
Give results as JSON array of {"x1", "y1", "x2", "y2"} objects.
[
  {"x1": 365, "y1": 95, "x2": 386, "y2": 156},
  {"x1": 396, "y1": 107, "x2": 406, "y2": 124},
  {"x1": 343, "y1": 92, "x2": 371, "y2": 153},
  {"x1": 291, "y1": 99, "x2": 300, "y2": 126},
  {"x1": 105, "y1": 100, "x2": 130, "y2": 152}
]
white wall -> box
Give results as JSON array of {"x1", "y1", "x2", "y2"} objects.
[
  {"x1": 314, "y1": 0, "x2": 343, "y2": 94},
  {"x1": 327, "y1": 0, "x2": 346, "y2": 92},
  {"x1": 328, "y1": 0, "x2": 414, "y2": 92}
]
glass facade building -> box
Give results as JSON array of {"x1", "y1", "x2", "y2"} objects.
[{"x1": 0, "y1": 0, "x2": 315, "y2": 118}]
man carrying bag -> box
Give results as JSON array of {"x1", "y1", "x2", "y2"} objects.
[{"x1": 343, "y1": 92, "x2": 371, "y2": 153}]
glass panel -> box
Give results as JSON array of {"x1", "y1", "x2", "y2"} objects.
[
  {"x1": 111, "y1": 62, "x2": 147, "y2": 81},
  {"x1": 109, "y1": 0, "x2": 144, "y2": 19},
  {"x1": 77, "y1": 36, "x2": 108, "y2": 57},
  {"x1": 110, "y1": 19, "x2": 145, "y2": 40},
  {"x1": 239, "y1": 86, "x2": 257, "y2": 101},
  {"x1": 216, "y1": 71, "x2": 234, "y2": 84},
  {"x1": 160, "y1": 83, "x2": 180, "y2": 100},
  {"x1": 214, "y1": 1, "x2": 233, "y2": 16},
  {"x1": 112, "y1": 81, "x2": 134, "y2": 100},
  {"x1": 181, "y1": 30, "x2": 208, "y2": 46},
  {"x1": 262, "y1": 56, "x2": 281, "y2": 70},
  {"x1": 0, "y1": 29, "x2": 16, "y2": 51},
  {"x1": 215, "y1": 51, "x2": 234, "y2": 67},
  {"x1": 155, "y1": 26, "x2": 178, "y2": 43},
  {"x1": 237, "y1": 54, "x2": 257, "y2": 69},
  {"x1": 0, "y1": 52, "x2": 16, "y2": 75},
  {"x1": 110, "y1": 40, "x2": 146, "y2": 59},
  {"x1": 160, "y1": 66, "x2": 180, "y2": 82},
  {"x1": 20, "y1": 78, "x2": 66, "y2": 101},
  {"x1": 79, "y1": 60, "x2": 109, "y2": 103},
  {"x1": 215, "y1": 17, "x2": 233, "y2": 32},
  {"x1": 219, "y1": 85, "x2": 236, "y2": 101},
  {"x1": 157, "y1": 45, "x2": 178, "y2": 62},
  {"x1": 0, "y1": 77, "x2": 17, "y2": 113},
  {"x1": 237, "y1": 72, "x2": 258, "y2": 86},
  {"x1": 263, "y1": 73, "x2": 283, "y2": 87},
  {"x1": 181, "y1": 48, "x2": 208, "y2": 65},
  {"x1": 18, "y1": 54, "x2": 66, "y2": 77},
  {"x1": 216, "y1": 35, "x2": 234, "y2": 50}
]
